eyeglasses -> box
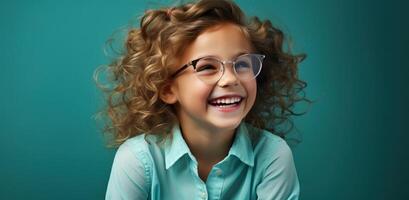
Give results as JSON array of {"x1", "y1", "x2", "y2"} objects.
[{"x1": 171, "y1": 53, "x2": 266, "y2": 84}]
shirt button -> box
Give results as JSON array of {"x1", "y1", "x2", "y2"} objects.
[
  {"x1": 201, "y1": 192, "x2": 207, "y2": 199},
  {"x1": 216, "y1": 169, "x2": 223, "y2": 176}
]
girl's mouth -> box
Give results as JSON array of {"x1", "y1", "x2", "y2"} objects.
[{"x1": 208, "y1": 96, "x2": 243, "y2": 108}]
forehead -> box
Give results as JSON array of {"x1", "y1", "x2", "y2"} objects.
[{"x1": 180, "y1": 23, "x2": 253, "y2": 64}]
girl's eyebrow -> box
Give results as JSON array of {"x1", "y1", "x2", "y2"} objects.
[
  {"x1": 233, "y1": 51, "x2": 251, "y2": 58},
  {"x1": 199, "y1": 51, "x2": 251, "y2": 60}
]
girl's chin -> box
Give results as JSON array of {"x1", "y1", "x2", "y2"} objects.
[
  {"x1": 206, "y1": 117, "x2": 243, "y2": 132},
  {"x1": 206, "y1": 101, "x2": 248, "y2": 128}
]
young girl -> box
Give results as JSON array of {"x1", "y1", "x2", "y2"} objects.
[{"x1": 99, "y1": 0, "x2": 309, "y2": 199}]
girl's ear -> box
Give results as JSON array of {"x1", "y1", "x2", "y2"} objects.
[{"x1": 159, "y1": 82, "x2": 177, "y2": 104}]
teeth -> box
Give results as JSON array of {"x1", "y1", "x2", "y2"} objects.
[{"x1": 210, "y1": 97, "x2": 242, "y2": 105}]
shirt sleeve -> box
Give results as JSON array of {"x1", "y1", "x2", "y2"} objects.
[
  {"x1": 256, "y1": 142, "x2": 300, "y2": 200},
  {"x1": 105, "y1": 143, "x2": 151, "y2": 200}
]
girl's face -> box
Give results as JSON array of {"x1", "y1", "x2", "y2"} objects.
[{"x1": 163, "y1": 23, "x2": 257, "y2": 133}]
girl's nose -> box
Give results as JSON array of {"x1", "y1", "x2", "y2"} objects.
[{"x1": 217, "y1": 64, "x2": 238, "y2": 87}]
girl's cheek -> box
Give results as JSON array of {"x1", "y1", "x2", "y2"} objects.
[{"x1": 249, "y1": 81, "x2": 258, "y2": 104}]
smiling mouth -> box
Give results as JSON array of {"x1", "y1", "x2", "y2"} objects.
[{"x1": 208, "y1": 97, "x2": 243, "y2": 107}]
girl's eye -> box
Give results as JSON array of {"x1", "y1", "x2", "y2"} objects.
[
  {"x1": 195, "y1": 58, "x2": 220, "y2": 75},
  {"x1": 235, "y1": 61, "x2": 251, "y2": 72},
  {"x1": 196, "y1": 64, "x2": 218, "y2": 72}
]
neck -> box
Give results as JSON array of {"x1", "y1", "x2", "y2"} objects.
[{"x1": 179, "y1": 121, "x2": 236, "y2": 164}]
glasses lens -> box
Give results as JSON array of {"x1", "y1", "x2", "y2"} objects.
[
  {"x1": 234, "y1": 54, "x2": 263, "y2": 80},
  {"x1": 195, "y1": 57, "x2": 222, "y2": 84}
]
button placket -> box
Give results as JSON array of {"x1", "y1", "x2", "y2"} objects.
[{"x1": 201, "y1": 191, "x2": 207, "y2": 199}]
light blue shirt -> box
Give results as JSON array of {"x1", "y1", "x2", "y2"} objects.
[{"x1": 106, "y1": 123, "x2": 299, "y2": 200}]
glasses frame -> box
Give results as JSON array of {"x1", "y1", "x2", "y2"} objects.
[{"x1": 170, "y1": 53, "x2": 266, "y2": 83}]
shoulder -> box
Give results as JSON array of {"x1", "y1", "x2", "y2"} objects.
[
  {"x1": 113, "y1": 134, "x2": 153, "y2": 169},
  {"x1": 251, "y1": 129, "x2": 300, "y2": 199},
  {"x1": 251, "y1": 128, "x2": 294, "y2": 164},
  {"x1": 106, "y1": 134, "x2": 153, "y2": 199},
  {"x1": 122, "y1": 134, "x2": 151, "y2": 151},
  {"x1": 253, "y1": 128, "x2": 292, "y2": 153}
]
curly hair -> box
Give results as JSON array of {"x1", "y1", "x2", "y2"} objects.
[{"x1": 95, "y1": 0, "x2": 311, "y2": 147}]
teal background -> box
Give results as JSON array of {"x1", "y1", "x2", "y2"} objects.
[{"x1": 1, "y1": 0, "x2": 408, "y2": 199}]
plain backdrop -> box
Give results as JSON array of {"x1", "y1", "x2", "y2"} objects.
[{"x1": 1, "y1": 0, "x2": 408, "y2": 199}]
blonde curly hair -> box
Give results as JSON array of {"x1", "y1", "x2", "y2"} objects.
[{"x1": 95, "y1": 0, "x2": 311, "y2": 147}]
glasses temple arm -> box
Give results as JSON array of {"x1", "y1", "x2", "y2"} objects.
[
  {"x1": 171, "y1": 64, "x2": 189, "y2": 78},
  {"x1": 171, "y1": 59, "x2": 201, "y2": 78}
]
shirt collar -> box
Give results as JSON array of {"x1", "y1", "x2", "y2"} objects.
[
  {"x1": 228, "y1": 123, "x2": 255, "y2": 167},
  {"x1": 164, "y1": 124, "x2": 192, "y2": 170},
  {"x1": 164, "y1": 123, "x2": 255, "y2": 170}
]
